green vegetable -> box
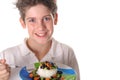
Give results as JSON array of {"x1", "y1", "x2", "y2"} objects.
[
  {"x1": 62, "y1": 74, "x2": 76, "y2": 80},
  {"x1": 34, "y1": 62, "x2": 41, "y2": 69}
]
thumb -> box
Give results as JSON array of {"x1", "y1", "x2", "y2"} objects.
[{"x1": 0, "y1": 59, "x2": 6, "y2": 64}]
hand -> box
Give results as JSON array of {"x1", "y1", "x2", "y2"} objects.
[{"x1": 0, "y1": 59, "x2": 10, "y2": 80}]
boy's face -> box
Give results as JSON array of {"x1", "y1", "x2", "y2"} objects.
[{"x1": 20, "y1": 4, "x2": 57, "y2": 45}]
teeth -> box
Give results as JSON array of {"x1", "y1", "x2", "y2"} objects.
[
  {"x1": 38, "y1": 33, "x2": 45, "y2": 36},
  {"x1": 36, "y1": 33, "x2": 46, "y2": 37}
]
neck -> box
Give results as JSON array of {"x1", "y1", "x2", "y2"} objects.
[{"x1": 26, "y1": 39, "x2": 52, "y2": 60}]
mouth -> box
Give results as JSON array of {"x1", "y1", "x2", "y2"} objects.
[{"x1": 35, "y1": 32, "x2": 47, "y2": 38}]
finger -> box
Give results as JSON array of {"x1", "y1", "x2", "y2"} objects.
[
  {"x1": 0, "y1": 64, "x2": 10, "y2": 73},
  {"x1": 0, "y1": 72, "x2": 10, "y2": 79},
  {"x1": 6, "y1": 64, "x2": 11, "y2": 73},
  {"x1": 0, "y1": 64, "x2": 10, "y2": 80},
  {"x1": 0, "y1": 68, "x2": 8, "y2": 75},
  {"x1": 3, "y1": 72, "x2": 10, "y2": 80},
  {"x1": 0, "y1": 64, "x2": 6, "y2": 71}
]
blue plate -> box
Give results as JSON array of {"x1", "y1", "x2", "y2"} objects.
[{"x1": 19, "y1": 66, "x2": 76, "y2": 80}]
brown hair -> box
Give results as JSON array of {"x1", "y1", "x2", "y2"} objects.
[{"x1": 15, "y1": 0, "x2": 57, "y2": 21}]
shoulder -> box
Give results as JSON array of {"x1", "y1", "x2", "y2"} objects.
[
  {"x1": 0, "y1": 38, "x2": 29, "y2": 54},
  {"x1": 0, "y1": 38, "x2": 27, "y2": 55},
  {"x1": 0, "y1": 44, "x2": 21, "y2": 59},
  {"x1": 0, "y1": 44, "x2": 21, "y2": 54},
  {"x1": 52, "y1": 38, "x2": 74, "y2": 53}
]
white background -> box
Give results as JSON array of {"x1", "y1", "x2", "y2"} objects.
[{"x1": 0, "y1": 0, "x2": 120, "y2": 80}]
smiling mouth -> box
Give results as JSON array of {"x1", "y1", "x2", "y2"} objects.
[{"x1": 35, "y1": 32, "x2": 47, "y2": 37}]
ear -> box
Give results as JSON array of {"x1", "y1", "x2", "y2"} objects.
[
  {"x1": 54, "y1": 13, "x2": 58, "y2": 25},
  {"x1": 19, "y1": 18, "x2": 26, "y2": 29}
]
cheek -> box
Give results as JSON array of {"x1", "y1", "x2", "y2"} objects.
[
  {"x1": 26, "y1": 23, "x2": 36, "y2": 29},
  {"x1": 26, "y1": 25, "x2": 34, "y2": 34},
  {"x1": 27, "y1": 28, "x2": 32, "y2": 35},
  {"x1": 46, "y1": 24, "x2": 53, "y2": 31},
  {"x1": 49, "y1": 26, "x2": 54, "y2": 34}
]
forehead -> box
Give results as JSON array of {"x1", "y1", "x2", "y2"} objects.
[{"x1": 25, "y1": 4, "x2": 51, "y2": 18}]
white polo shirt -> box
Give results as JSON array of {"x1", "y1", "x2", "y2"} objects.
[{"x1": 0, "y1": 38, "x2": 80, "y2": 80}]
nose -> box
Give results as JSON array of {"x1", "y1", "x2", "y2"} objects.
[{"x1": 37, "y1": 20, "x2": 46, "y2": 30}]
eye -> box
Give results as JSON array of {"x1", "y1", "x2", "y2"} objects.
[
  {"x1": 28, "y1": 18, "x2": 36, "y2": 23},
  {"x1": 42, "y1": 16, "x2": 51, "y2": 22}
]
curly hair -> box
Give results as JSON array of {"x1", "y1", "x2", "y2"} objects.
[{"x1": 15, "y1": 0, "x2": 57, "y2": 21}]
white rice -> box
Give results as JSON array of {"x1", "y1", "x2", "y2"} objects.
[{"x1": 37, "y1": 67, "x2": 57, "y2": 78}]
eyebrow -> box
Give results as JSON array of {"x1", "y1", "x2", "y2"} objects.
[{"x1": 25, "y1": 14, "x2": 52, "y2": 20}]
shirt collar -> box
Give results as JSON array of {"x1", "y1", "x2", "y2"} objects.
[
  {"x1": 20, "y1": 38, "x2": 33, "y2": 56},
  {"x1": 20, "y1": 38, "x2": 56, "y2": 57}
]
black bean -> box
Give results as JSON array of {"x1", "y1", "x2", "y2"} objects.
[{"x1": 57, "y1": 71, "x2": 63, "y2": 74}]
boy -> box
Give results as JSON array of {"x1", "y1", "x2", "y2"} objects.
[{"x1": 0, "y1": 0, "x2": 80, "y2": 80}]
